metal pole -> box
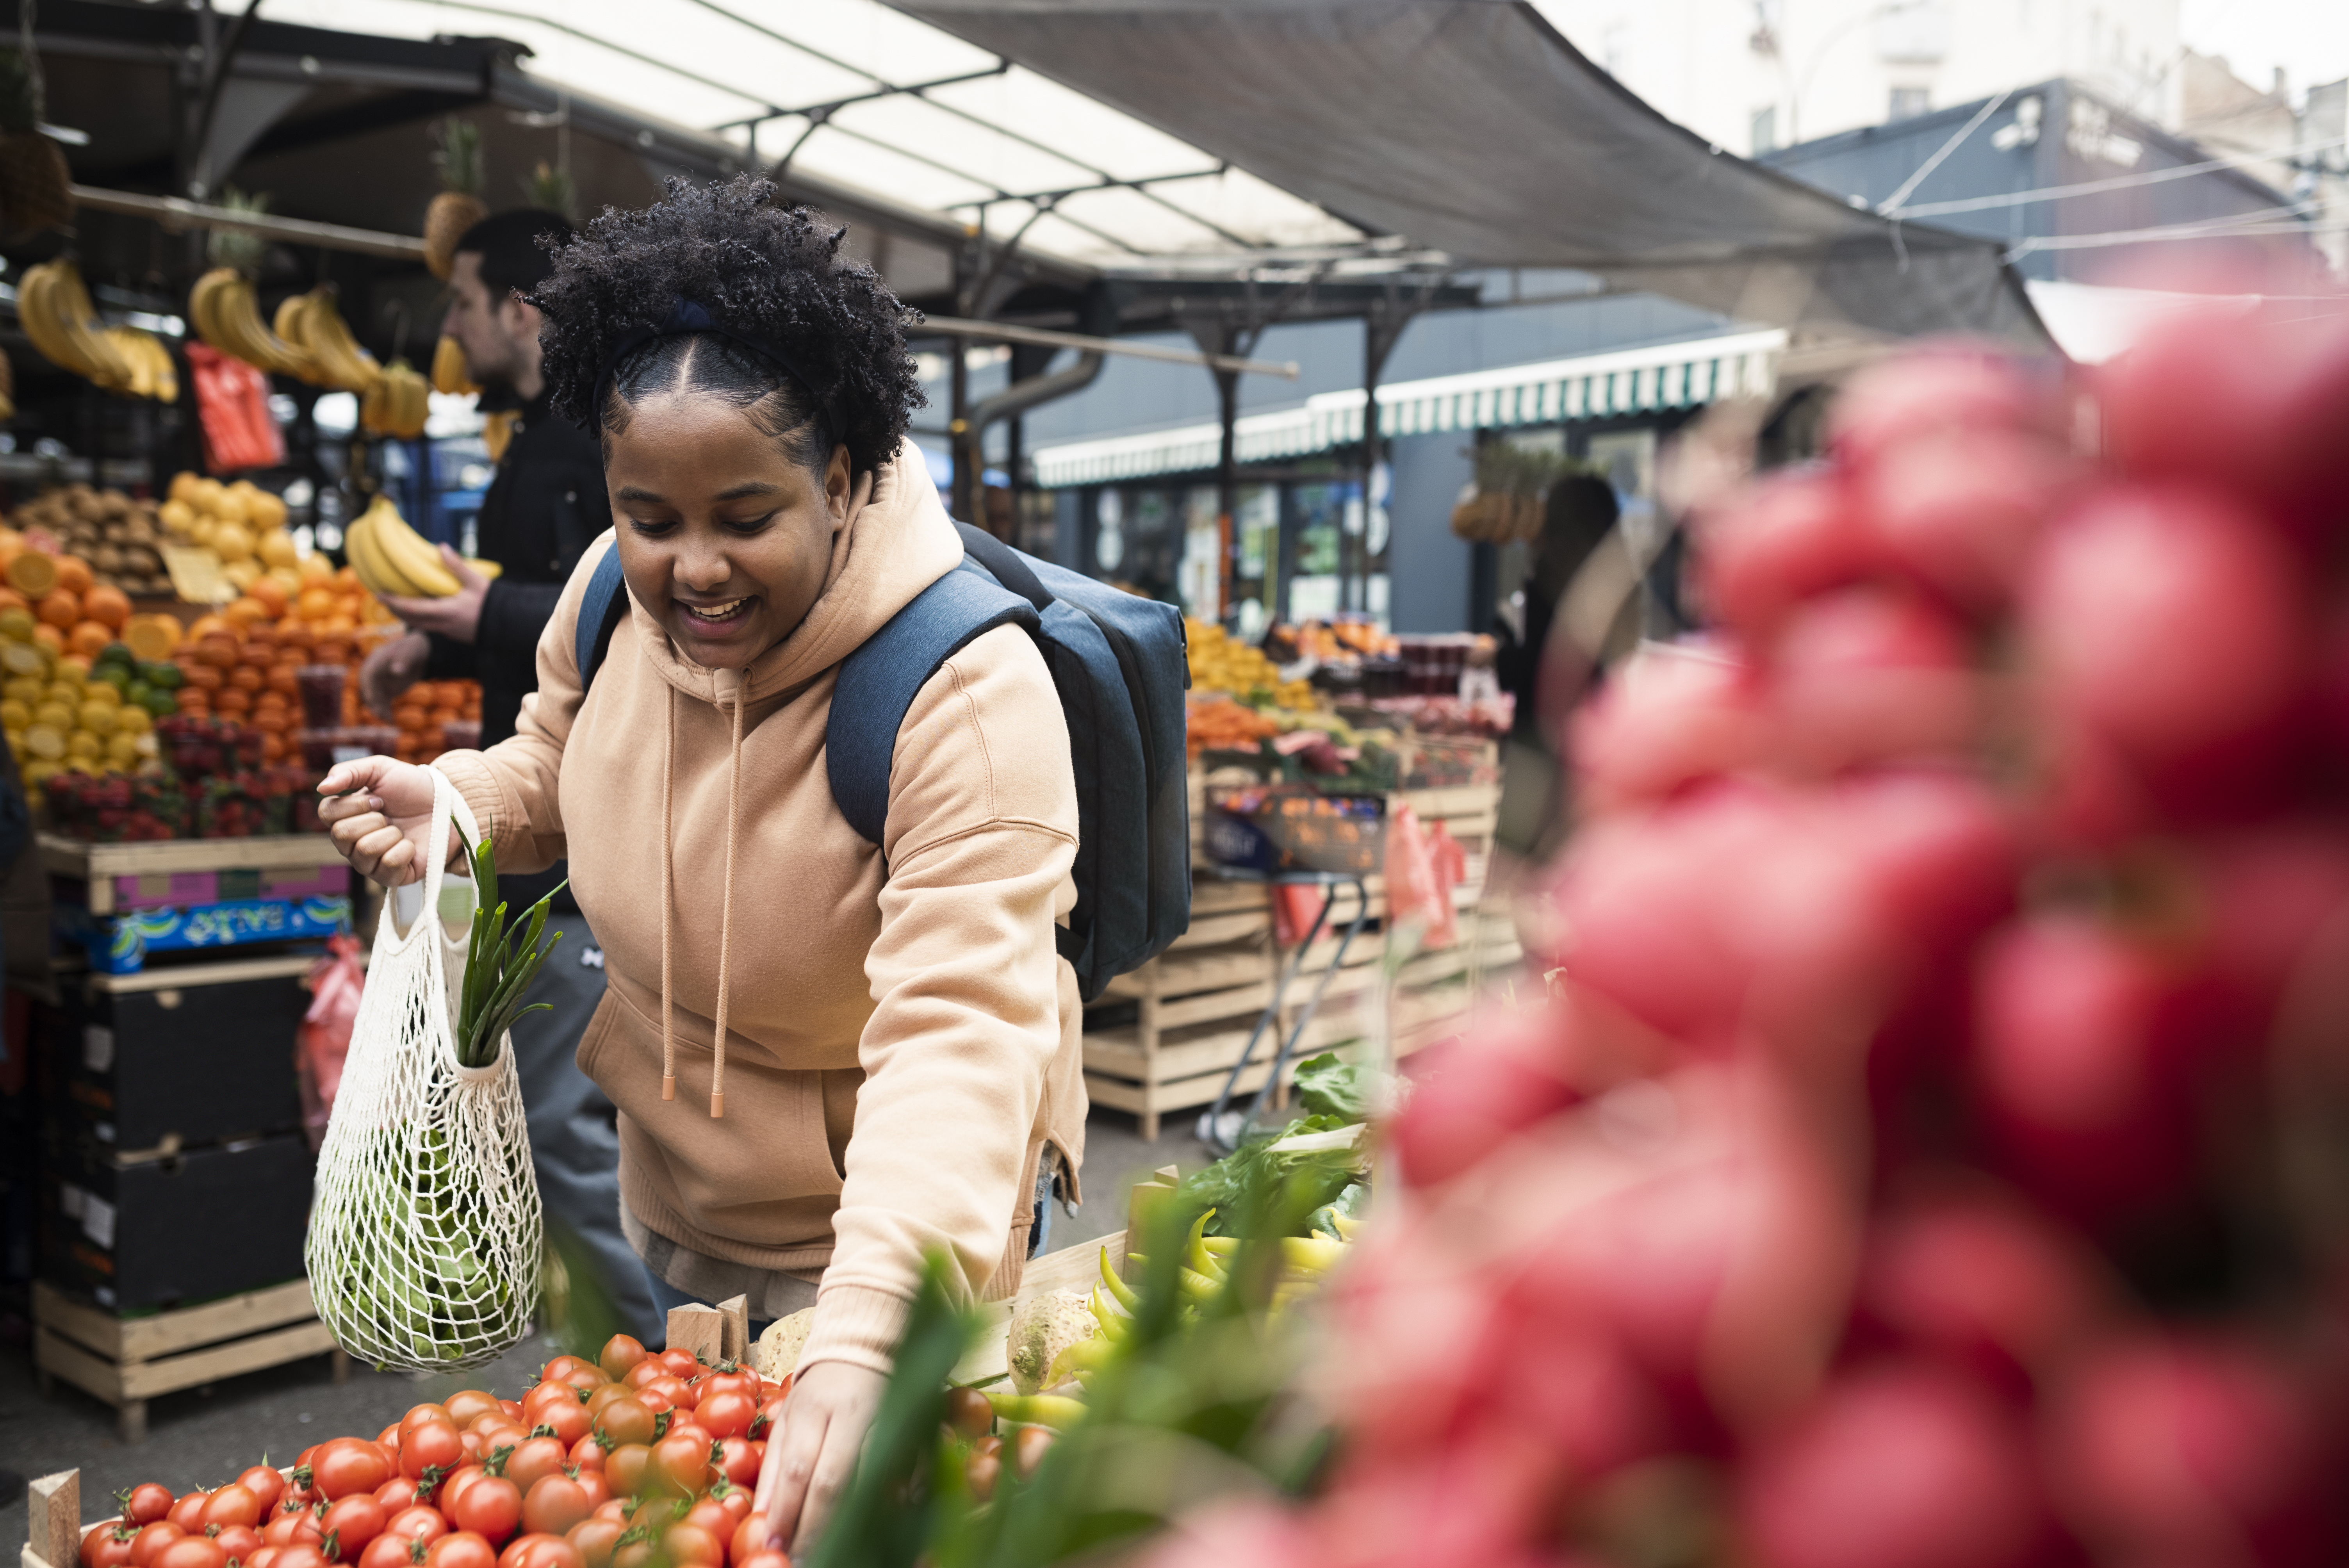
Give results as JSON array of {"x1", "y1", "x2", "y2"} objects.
[
  {"x1": 1215, "y1": 364, "x2": 1240, "y2": 628},
  {"x1": 949, "y1": 336, "x2": 974, "y2": 525}
]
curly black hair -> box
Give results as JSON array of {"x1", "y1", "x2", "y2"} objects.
[{"x1": 531, "y1": 175, "x2": 923, "y2": 477}]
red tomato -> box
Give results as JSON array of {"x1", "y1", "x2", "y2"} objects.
[
  {"x1": 437, "y1": 1468, "x2": 486, "y2": 1513},
  {"x1": 315, "y1": 1440, "x2": 394, "y2": 1502},
  {"x1": 273, "y1": 1547, "x2": 328, "y2": 1568},
  {"x1": 658, "y1": 1526, "x2": 720, "y2": 1568},
  {"x1": 401, "y1": 1404, "x2": 454, "y2": 1438},
  {"x1": 154, "y1": 1538, "x2": 230, "y2": 1568},
  {"x1": 714, "y1": 1438, "x2": 760, "y2": 1489},
  {"x1": 168, "y1": 1497, "x2": 210, "y2": 1534},
  {"x1": 620, "y1": 1363, "x2": 662, "y2": 1393},
  {"x1": 629, "y1": 1388, "x2": 671, "y2": 1419},
  {"x1": 1012, "y1": 1425, "x2": 1055, "y2": 1480},
  {"x1": 592, "y1": 1399, "x2": 654, "y2": 1449},
  {"x1": 447, "y1": 1477, "x2": 521, "y2": 1545},
  {"x1": 355, "y1": 1538, "x2": 417, "y2": 1568},
  {"x1": 422, "y1": 1535, "x2": 494, "y2": 1568},
  {"x1": 749, "y1": 1397, "x2": 786, "y2": 1442},
  {"x1": 520, "y1": 1383, "x2": 579, "y2": 1422},
  {"x1": 641, "y1": 1377, "x2": 691, "y2": 1409},
  {"x1": 125, "y1": 1488, "x2": 178, "y2": 1529},
  {"x1": 248, "y1": 1552, "x2": 282, "y2": 1568},
  {"x1": 130, "y1": 1525, "x2": 185, "y2": 1568},
  {"x1": 400, "y1": 1422, "x2": 466, "y2": 1483},
  {"x1": 693, "y1": 1391, "x2": 755, "y2": 1442},
  {"x1": 650, "y1": 1432, "x2": 710, "y2": 1495},
  {"x1": 662, "y1": 1421, "x2": 711, "y2": 1454},
  {"x1": 565, "y1": 1438, "x2": 603, "y2": 1474},
  {"x1": 377, "y1": 1427, "x2": 402, "y2": 1449},
  {"x1": 601, "y1": 1446, "x2": 651, "y2": 1501},
  {"x1": 518, "y1": 1478, "x2": 589, "y2": 1541},
  {"x1": 235, "y1": 1471, "x2": 286, "y2": 1520},
  {"x1": 320, "y1": 1496, "x2": 387, "y2": 1557},
  {"x1": 729, "y1": 1516, "x2": 772, "y2": 1567},
  {"x1": 259, "y1": 1518, "x2": 320, "y2": 1550},
  {"x1": 571, "y1": 1475, "x2": 609, "y2": 1513},
  {"x1": 540, "y1": 1356, "x2": 590, "y2": 1382},
  {"x1": 444, "y1": 1391, "x2": 502, "y2": 1429},
  {"x1": 211, "y1": 1527, "x2": 261, "y2": 1566},
  {"x1": 371, "y1": 1481, "x2": 415, "y2": 1513},
  {"x1": 562, "y1": 1523, "x2": 618, "y2": 1568},
  {"x1": 499, "y1": 1438, "x2": 564, "y2": 1498},
  {"x1": 498, "y1": 1402, "x2": 524, "y2": 1422},
  {"x1": 558, "y1": 1366, "x2": 604, "y2": 1396},
  {"x1": 697, "y1": 1370, "x2": 758, "y2": 1401},
  {"x1": 654, "y1": 1349, "x2": 700, "y2": 1379},
  {"x1": 707, "y1": 1490, "x2": 750, "y2": 1529},
  {"x1": 597, "y1": 1338, "x2": 648, "y2": 1383},
  {"x1": 512, "y1": 1543, "x2": 579, "y2": 1568},
  {"x1": 202, "y1": 1488, "x2": 262, "y2": 1532},
  {"x1": 83, "y1": 1527, "x2": 137, "y2": 1568},
  {"x1": 530, "y1": 1402, "x2": 590, "y2": 1450},
  {"x1": 381, "y1": 1513, "x2": 446, "y2": 1551}
]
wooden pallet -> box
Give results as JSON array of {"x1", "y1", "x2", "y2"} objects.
[
  {"x1": 1084, "y1": 905, "x2": 1278, "y2": 1140},
  {"x1": 1279, "y1": 911, "x2": 1525, "y2": 1062},
  {"x1": 32, "y1": 1276, "x2": 346, "y2": 1442}
]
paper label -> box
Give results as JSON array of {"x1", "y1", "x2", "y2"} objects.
[
  {"x1": 84, "y1": 1194, "x2": 116, "y2": 1248},
  {"x1": 58, "y1": 1182, "x2": 86, "y2": 1219},
  {"x1": 83, "y1": 1024, "x2": 116, "y2": 1074}
]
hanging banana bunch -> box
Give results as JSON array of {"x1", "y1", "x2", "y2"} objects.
[
  {"x1": 362, "y1": 360, "x2": 432, "y2": 440},
  {"x1": 189, "y1": 266, "x2": 314, "y2": 380},
  {"x1": 18, "y1": 260, "x2": 178, "y2": 402},
  {"x1": 273, "y1": 288, "x2": 383, "y2": 395},
  {"x1": 431, "y1": 333, "x2": 479, "y2": 396}
]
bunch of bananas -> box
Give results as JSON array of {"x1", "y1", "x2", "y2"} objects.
[
  {"x1": 17, "y1": 261, "x2": 178, "y2": 402},
  {"x1": 189, "y1": 267, "x2": 312, "y2": 380},
  {"x1": 346, "y1": 493, "x2": 501, "y2": 600},
  {"x1": 431, "y1": 334, "x2": 479, "y2": 396},
  {"x1": 272, "y1": 286, "x2": 382, "y2": 394},
  {"x1": 361, "y1": 362, "x2": 431, "y2": 439}
]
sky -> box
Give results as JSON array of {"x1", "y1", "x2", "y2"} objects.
[{"x1": 2180, "y1": 0, "x2": 2349, "y2": 102}]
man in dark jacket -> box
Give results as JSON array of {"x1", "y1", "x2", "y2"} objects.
[{"x1": 358, "y1": 208, "x2": 658, "y2": 1342}]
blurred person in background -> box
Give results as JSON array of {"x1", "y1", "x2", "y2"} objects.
[{"x1": 356, "y1": 207, "x2": 657, "y2": 1345}]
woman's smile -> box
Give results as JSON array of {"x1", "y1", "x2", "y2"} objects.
[{"x1": 677, "y1": 595, "x2": 755, "y2": 626}]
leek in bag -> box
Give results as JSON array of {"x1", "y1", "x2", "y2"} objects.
[{"x1": 306, "y1": 770, "x2": 565, "y2": 1369}]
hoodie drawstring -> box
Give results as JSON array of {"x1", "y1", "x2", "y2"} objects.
[
  {"x1": 708, "y1": 667, "x2": 747, "y2": 1119},
  {"x1": 659, "y1": 683, "x2": 677, "y2": 1103}
]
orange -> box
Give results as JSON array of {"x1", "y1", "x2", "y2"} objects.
[
  {"x1": 125, "y1": 618, "x2": 180, "y2": 662},
  {"x1": 260, "y1": 732, "x2": 286, "y2": 762},
  {"x1": 82, "y1": 584, "x2": 132, "y2": 632},
  {"x1": 69, "y1": 621, "x2": 113, "y2": 659},
  {"x1": 321, "y1": 615, "x2": 357, "y2": 636},
  {"x1": 246, "y1": 578, "x2": 289, "y2": 617},
  {"x1": 8, "y1": 552, "x2": 58, "y2": 597},
  {"x1": 52, "y1": 556, "x2": 93, "y2": 596},
  {"x1": 55, "y1": 653, "x2": 90, "y2": 679},
  {"x1": 187, "y1": 614, "x2": 232, "y2": 641},
  {"x1": 223, "y1": 596, "x2": 269, "y2": 628},
  {"x1": 0, "y1": 587, "x2": 24, "y2": 614},
  {"x1": 31, "y1": 624, "x2": 61, "y2": 654},
  {"x1": 37, "y1": 590, "x2": 80, "y2": 629},
  {"x1": 196, "y1": 634, "x2": 239, "y2": 670},
  {"x1": 215, "y1": 688, "x2": 252, "y2": 716},
  {"x1": 296, "y1": 588, "x2": 336, "y2": 621},
  {"x1": 179, "y1": 663, "x2": 223, "y2": 691}
]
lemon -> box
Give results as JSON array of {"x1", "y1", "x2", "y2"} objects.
[
  {"x1": 23, "y1": 723, "x2": 64, "y2": 760},
  {"x1": 33, "y1": 701, "x2": 74, "y2": 730},
  {"x1": 81, "y1": 681, "x2": 120, "y2": 708},
  {"x1": 0, "y1": 700, "x2": 27, "y2": 732},
  {"x1": 159, "y1": 497, "x2": 197, "y2": 535},
  {"x1": 79, "y1": 703, "x2": 119, "y2": 736},
  {"x1": 115, "y1": 704, "x2": 152, "y2": 735},
  {"x1": 2, "y1": 677, "x2": 40, "y2": 705},
  {"x1": 134, "y1": 732, "x2": 159, "y2": 760},
  {"x1": 46, "y1": 679, "x2": 85, "y2": 705},
  {"x1": 65, "y1": 729, "x2": 102, "y2": 761},
  {"x1": 2, "y1": 641, "x2": 47, "y2": 677},
  {"x1": 107, "y1": 732, "x2": 143, "y2": 768},
  {"x1": 0, "y1": 608, "x2": 35, "y2": 642}
]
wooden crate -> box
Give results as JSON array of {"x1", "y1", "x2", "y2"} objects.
[
  {"x1": 32, "y1": 1276, "x2": 346, "y2": 1442},
  {"x1": 1280, "y1": 911, "x2": 1524, "y2": 1063},
  {"x1": 37, "y1": 832, "x2": 349, "y2": 917},
  {"x1": 1084, "y1": 901, "x2": 1277, "y2": 1140}
]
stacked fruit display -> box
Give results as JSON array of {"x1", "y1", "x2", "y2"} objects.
[
  {"x1": 76, "y1": 1338, "x2": 791, "y2": 1568},
  {"x1": 1185, "y1": 618, "x2": 1316, "y2": 711},
  {"x1": 5, "y1": 485, "x2": 175, "y2": 597},
  {"x1": 156, "y1": 471, "x2": 305, "y2": 599},
  {"x1": 1144, "y1": 303, "x2": 2349, "y2": 1568},
  {"x1": 15, "y1": 259, "x2": 178, "y2": 401},
  {"x1": 0, "y1": 611, "x2": 172, "y2": 793},
  {"x1": 1, "y1": 531, "x2": 180, "y2": 665}
]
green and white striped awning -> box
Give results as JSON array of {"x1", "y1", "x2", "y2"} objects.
[{"x1": 1031, "y1": 327, "x2": 1786, "y2": 488}]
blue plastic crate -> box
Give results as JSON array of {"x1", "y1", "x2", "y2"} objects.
[{"x1": 57, "y1": 896, "x2": 353, "y2": 974}]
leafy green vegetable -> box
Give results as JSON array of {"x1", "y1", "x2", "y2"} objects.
[
  {"x1": 456, "y1": 834, "x2": 566, "y2": 1068},
  {"x1": 1292, "y1": 1052, "x2": 1385, "y2": 1123},
  {"x1": 1178, "y1": 1114, "x2": 1362, "y2": 1238}
]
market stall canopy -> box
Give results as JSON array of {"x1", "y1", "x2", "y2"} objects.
[{"x1": 891, "y1": 0, "x2": 2051, "y2": 348}]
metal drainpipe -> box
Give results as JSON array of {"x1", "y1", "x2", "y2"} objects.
[{"x1": 963, "y1": 349, "x2": 1107, "y2": 541}]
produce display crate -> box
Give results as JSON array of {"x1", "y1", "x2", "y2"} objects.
[
  {"x1": 1279, "y1": 909, "x2": 1526, "y2": 1065},
  {"x1": 37, "y1": 831, "x2": 350, "y2": 916},
  {"x1": 1083, "y1": 881, "x2": 1275, "y2": 1140},
  {"x1": 31, "y1": 1277, "x2": 346, "y2": 1443}
]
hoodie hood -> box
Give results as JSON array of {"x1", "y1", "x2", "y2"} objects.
[{"x1": 627, "y1": 440, "x2": 966, "y2": 708}]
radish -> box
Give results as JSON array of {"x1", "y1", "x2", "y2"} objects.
[
  {"x1": 1571, "y1": 638, "x2": 1763, "y2": 814},
  {"x1": 1861, "y1": 430, "x2": 2076, "y2": 616},
  {"x1": 1828, "y1": 340, "x2": 2057, "y2": 470},
  {"x1": 1697, "y1": 469, "x2": 1873, "y2": 639},
  {"x1": 1768, "y1": 586, "x2": 1980, "y2": 775}
]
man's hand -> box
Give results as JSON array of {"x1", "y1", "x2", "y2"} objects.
[
  {"x1": 381, "y1": 546, "x2": 492, "y2": 643},
  {"x1": 750, "y1": 1361, "x2": 888, "y2": 1559},
  {"x1": 359, "y1": 631, "x2": 430, "y2": 718}
]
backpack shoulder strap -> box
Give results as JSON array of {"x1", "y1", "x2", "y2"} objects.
[
  {"x1": 827, "y1": 561, "x2": 1039, "y2": 846},
  {"x1": 574, "y1": 543, "x2": 630, "y2": 692}
]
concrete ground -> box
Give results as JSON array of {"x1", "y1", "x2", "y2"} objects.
[{"x1": 0, "y1": 1105, "x2": 1212, "y2": 1544}]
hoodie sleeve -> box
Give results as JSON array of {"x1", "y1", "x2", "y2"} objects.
[
  {"x1": 799, "y1": 623, "x2": 1080, "y2": 1376},
  {"x1": 431, "y1": 532, "x2": 610, "y2": 875}
]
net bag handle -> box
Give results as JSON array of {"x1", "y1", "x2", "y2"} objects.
[{"x1": 382, "y1": 767, "x2": 485, "y2": 953}]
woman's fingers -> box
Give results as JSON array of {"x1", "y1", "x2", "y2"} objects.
[
  {"x1": 790, "y1": 1420, "x2": 864, "y2": 1558},
  {"x1": 317, "y1": 755, "x2": 392, "y2": 796},
  {"x1": 314, "y1": 791, "x2": 384, "y2": 824},
  {"x1": 758, "y1": 1399, "x2": 829, "y2": 1554}
]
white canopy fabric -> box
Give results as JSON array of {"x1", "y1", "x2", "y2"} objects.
[
  {"x1": 1031, "y1": 327, "x2": 1787, "y2": 486},
  {"x1": 255, "y1": 0, "x2": 1368, "y2": 266}
]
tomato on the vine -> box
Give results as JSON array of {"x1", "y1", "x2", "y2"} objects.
[
  {"x1": 399, "y1": 1422, "x2": 465, "y2": 1483},
  {"x1": 82, "y1": 1525, "x2": 137, "y2": 1568},
  {"x1": 713, "y1": 1438, "x2": 760, "y2": 1489},
  {"x1": 123, "y1": 1486, "x2": 177, "y2": 1528}
]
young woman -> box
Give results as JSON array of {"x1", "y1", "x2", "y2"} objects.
[{"x1": 318, "y1": 178, "x2": 1085, "y2": 1552}]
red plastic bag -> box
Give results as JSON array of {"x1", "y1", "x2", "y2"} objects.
[
  {"x1": 1385, "y1": 804, "x2": 1466, "y2": 949},
  {"x1": 187, "y1": 342, "x2": 286, "y2": 473},
  {"x1": 1273, "y1": 882, "x2": 1323, "y2": 946},
  {"x1": 296, "y1": 933, "x2": 364, "y2": 1150}
]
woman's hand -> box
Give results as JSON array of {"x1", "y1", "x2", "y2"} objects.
[
  {"x1": 750, "y1": 1361, "x2": 888, "y2": 1558},
  {"x1": 316, "y1": 756, "x2": 444, "y2": 886}
]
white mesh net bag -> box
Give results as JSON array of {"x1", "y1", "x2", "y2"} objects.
[{"x1": 307, "y1": 770, "x2": 542, "y2": 1370}]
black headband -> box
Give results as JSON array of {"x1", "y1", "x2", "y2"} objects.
[{"x1": 592, "y1": 298, "x2": 842, "y2": 444}]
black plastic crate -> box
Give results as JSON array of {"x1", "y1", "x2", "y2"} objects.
[{"x1": 37, "y1": 1131, "x2": 314, "y2": 1311}]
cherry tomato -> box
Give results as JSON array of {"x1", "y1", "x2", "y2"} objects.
[
  {"x1": 401, "y1": 1404, "x2": 454, "y2": 1438},
  {"x1": 675, "y1": 1503, "x2": 727, "y2": 1542},
  {"x1": 168, "y1": 1497, "x2": 210, "y2": 1534},
  {"x1": 654, "y1": 1349, "x2": 700, "y2": 1379},
  {"x1": 447, "y1": 1477, "x2": 521, "y2": 1545},
  {"x1": 531, "y1": 1402, "x2": 590, "y2": 1450},
  {"x1": 708, "y1": 1489, "x2": 750, "y2": 1529},
  {"x1": 201, "y1": 1488, "x2": 262, "y2": 1532},
  {"x1": 689, "y1": 1390, "x2": 753, "y2": 1442},
  {"x1": 513, "y1": 1542, "x2": 579, "y2": 1568},
  {"x1": 562, "y1": 1523, "x2": 618, "y2": 1568},
  {"x1": 738, "y1": 1553, "x2": 790, "y2": 1568},
  {"x1": 154, "y1": 1538, "x2": 230, "y2": 1568},
  {"x1": 520, "y1": 1383, "x2": 579, "y2": 1423},
  {"x1": 444, "y1": 1390, "x2": 502, "y2": 1429},
  {"x1": 649, "y1": 1432, "x2": 709, "y2": 1495},
  {"x1": 248, "y1": 1550, "x2": 282, "y2": 1568},
  {"x1": 498, "y1": 1438, "x2": 563, "y2": 1497},
  {"x1": 597, "y1": 1337, "x2": 648, "y2": 1383},
  {"x1": 541, "y1": 1356, "x2": 591, "y2": 1382},
  {"x1": 355, "y1": 1537, "x2": 416, "y2": 1568},
  {"x1": 571, "y1": 1474, "x2": 609, "y2": 1513},
  {"x1": 713, "y1": 1438, "x2": 760, "y2": 1489},
  {"x1": 383, "y1": 1512, "x2": 445, "y2": 1550},
  {"x1": 662, "y1": 1420, "x2": 712, "y2": 1454},
  {"x1": 272, "y1": 1547, "x2": 327, "y2": 1568},
  {"x1": 629, "y1": 1388, "x2": 671, "y2": 1419},
  {"x1": 728, "y1": 1516, "x2": 772, "y2": 1567},
  {"x1": 519, "y1": 1477, "x2": 590, "y2": 1541},
  {"x1": 234, "y1": 1471, "x2": 285, "y2": 1520},
  {"x1": 320, "y1": 1495, "x2": 387, "y2": 1558},
  {"x1": 592, "y1": 1399, "x2": 654, "y2": 1449},
  {"x1": 211, "y1": 1527, "x2": 261, "y2": 1566},
  {"x1": 749, "y1": 1397, "x2": 786, "y2": 1441},
  {"x1": 130, "y1": 1525, "x2": 185, "y2": 1568},
  {"x1": 259, "y1": 1517, "x2": 319, "y2": 1550},
  {"x1": 84, "y1": 1526, "x2": 138, "y2": 1568},
  {"x1": 400, "y1": 1422, "x2": 465, "y2": 1483},
  {"x1": 581, "y1": 1386, "x2": 630, "y2": 1425},
  {"x1": 1012, "y1": 1424, "x2": 1055, "y2": 1480},
  {"x1": 315, "y1": 1440, "x2": 393, "y2": 1502},
  {"x1": 498, "y1": 1402, "x2": 525, "y2": 1423},
  {"x1": 620, "y1": 1363, "x2": 662, "y2": 1393},
  {"x1": 376, "y1": 1427, "x2": 402, "y2": 1449},
  {"x1": 699, "y1": 1369, "x2": 759, "y2": 1401},
  {"x1": 565, "y1": 1438, "x2": 604, "y2": 1474},
  {"x1": 659, "y1": 1527, "x2": 721, "y2": 1568},
  {"x1": 640, "y1": 1377, "x2": 691, "y2": 1410},
  {"x1": 601, "y1": 1446, "x2": 651, "y2": 1502},
  {"x1": 422, "y1": 1534, "x2": 495, "y2": 1568},
  {"x1": 966, "y1": 1439, "x2": 1002, "y2": 1502},
  {"x1": 558, "y1": 1366, "x2": 604, "y2": 1396},
  {"x1": 124, "y1": 1487, "x2": 178, "y2": 1528},
  {"x1": 276, "y1": 1488, "x2": 317, "y2": 1519},
  {"x1": 371, "y1": 1481, "x2": 414, "y2": 1514},
  {"x1": 437, "y1": 1468, "x2": 487, "y2": 1514}
]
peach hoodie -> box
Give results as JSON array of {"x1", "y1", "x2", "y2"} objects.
[{"x1": 434, "y1": 442, "x2": 1085, "y2": 1375}]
